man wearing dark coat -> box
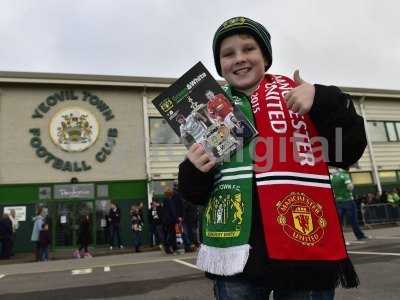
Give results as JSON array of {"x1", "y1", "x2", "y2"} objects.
[
  {"x1": 0, "y1": 213, "x2": 13, "y2": 259},
  {"x1": 162, "y1": 186, "x2": 184, "y2": 253}
]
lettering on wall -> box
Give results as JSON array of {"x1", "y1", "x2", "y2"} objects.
[{"x1": 29, "y1": 90, "x2": 119, "y2": 172}]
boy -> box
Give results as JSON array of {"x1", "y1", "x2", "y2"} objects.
[
  {"x1": 178, "y1": 16, "x2": 367, "y2": 299},
  {"x1": 39, "y1": 223, "x2": 51, "y2": 261}
]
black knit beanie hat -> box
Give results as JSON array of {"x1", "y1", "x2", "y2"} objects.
[{"x1": 213, "y1": 16, "x2": 273, "y2": 76}]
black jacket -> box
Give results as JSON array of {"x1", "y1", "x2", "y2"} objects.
[
  {"x1": 108, "y1": 207, "x2": 121, "y2": 227},
  {"x1": 39, "y1": 230, "x2": 51, "y2": 248},
  {"x1": 148, "y1": 206, "x2": 163, "y2": 226},
  {"x1": 0, "y1": 217, "x2": 13, "y2": 239},
  {"x1": 162, "y1": 192, "x2": 184, "y2": 225},
  {"x1": 178, "y1": 84, "x2": 367, "y2": 288},
  {"x1": 78, "y1": 219, "x2": 91, "y2": 245}
]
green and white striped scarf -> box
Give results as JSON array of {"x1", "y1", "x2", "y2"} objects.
[{"x1": 197, "y1": 86, "x2": 254, "y2": 275}]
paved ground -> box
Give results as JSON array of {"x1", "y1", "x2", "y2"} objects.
[
  {"x1": 0, "y1": 226, "x2": 399, "y2": 299},
  {"x1": 0, "y1": 244, "x2": 160, "y2": 265}
]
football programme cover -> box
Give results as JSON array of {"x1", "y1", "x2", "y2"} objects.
[{"x1": 152, "y1": 62, "x2": 258, "y2": 161}]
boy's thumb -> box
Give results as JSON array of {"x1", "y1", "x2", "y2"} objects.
[{"x1": 293, "y1": 69, "x2": 304, "y2": 85}]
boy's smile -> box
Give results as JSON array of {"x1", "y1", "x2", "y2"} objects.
[{"x1": 219, "y1": 34, "x2": 267, "y2": 96}]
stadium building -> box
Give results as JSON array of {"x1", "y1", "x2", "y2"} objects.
[{"x1": 0, "y1": 71, "x2": 399, "y2": 252}]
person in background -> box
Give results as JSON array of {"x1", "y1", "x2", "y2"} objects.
[
  {"x1": 108, "y1": 201, "x2": 123, "y2": 250},
  {"x1": 8, "y1": 209, "x2": 19, "y2": 256},
  {"x1": 0, "y1": 213, "x2": 13, "y2": 259},
  {"x1": 31, "y1": 207, "x2": 46, "y2": 261},
  {"x1": 102, "y1": 211, "x2": 110, "y2": 245},
  {"x1": 162, "y1": 186, "x2": 184, "y2": 254},
  {"x1": 183, "y1": 198, "x2": 200, "y2": 251},
  {"x1": 0, "y1": 215, "x2": 3, "y2": 258},
  {"x1": 77, "y1": 214, "x2": 92, "y2": 258},
  {"x1": 387, "y1": 188, "x2": 400, "y2": 206},
  {"x1": 365, "y1": 192, "x2": 378, "y2": 205},
  {"x1": 331, "y1": 167, "x2": 368, "y2": 241},
  {"x1": 148, "y1": 199, "x2": 166, "y2": 252},
  {"x1": 38, "y1": 223, "x2": 51, "y2": 261},
  {"x1": 380, "y1": 190, "x2": 388, "y2": 203},
  {"x1": 137, "y1": 202, "x2": 145, "y2": 223},
  {"x1": 147, "y1": 200, "x2": 157, "y2": 247},
  {"x1": 130, "y1": 206, "x2": 144, "y2": 253}
]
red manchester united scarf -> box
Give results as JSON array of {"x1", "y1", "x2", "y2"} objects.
[
  {"x1": 252, "y1": 74, "x2": 358, "y2": 287},
  {"x1": 253, "y1": 74, "x2": 344, "y2": 259}
]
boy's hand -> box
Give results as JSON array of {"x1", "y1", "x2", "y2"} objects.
[
  {"x1": 284, "y1": 70, "x2": 315, "y2": 115},
  {"x1": 187, "y1": 143, "x2": 216, "y2": 173}
]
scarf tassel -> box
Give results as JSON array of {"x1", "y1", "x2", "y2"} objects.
[
  {"x1": 336, "y1": 258, "x2": 360, "y2": 288},
  {"x1": 196, "y1": 244, "x2": 250, "y2": 276}
]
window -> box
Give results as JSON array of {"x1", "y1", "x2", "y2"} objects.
[
  {"x1": 149, "y1": 118, "x2": 181, "y2": 144},
  {"x1": 385, "y1": 122, "x2": 398, "y2": 141},
  {"x1": 350, "y1": 172, "x2": 373, "y2": 185},
  {"x1": 367, "y1": 121, "x2": 387, "y2": 142},
  {"x1": 368, "y1": 121, "x2": 400, "y2": 142},
  {"x1": 152, "y1": 180, "x2": 174, "y2": 196},
  {"x1": 379, "y1": 171, "x2": 397, "y2": 183},
  {"x1": 396, "y1": 123, "x2": 400, "y2": 140}
]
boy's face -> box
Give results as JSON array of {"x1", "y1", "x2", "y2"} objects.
[{"x1": 219, "y1": 34, "x2": 267, "y2": 95}]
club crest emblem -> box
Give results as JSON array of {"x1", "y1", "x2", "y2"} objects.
[
  {"x1": 49, "y1": 107, "x2": 99, "y2": 152},
  {"x1": 223, "y1": 17, "x2": 246, "y2": 29},
  {"x1": 160, "y1": 97, "x2": 174, "y2": 113},
  {"x1": 276, "y1": 192, "x2": 327, "y2": 246},
  {"x1": 204, "y1": 185, "x2": 244, "y2": 238}
]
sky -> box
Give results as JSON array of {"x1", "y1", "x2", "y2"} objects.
[{"x1": 1, "y1": 0, "x2": 399, "y2": 90}]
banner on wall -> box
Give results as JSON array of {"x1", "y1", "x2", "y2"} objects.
[
  {"x1": 3, "y1": 206, "x2": 27, "y2": 221},
  {"x1": 54, "y1": 183, "x2": 95, "y2": 199}
]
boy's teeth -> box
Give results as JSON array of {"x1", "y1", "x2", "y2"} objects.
[{"x1": 235, "y1": 68, "x2": 249, "y2": 75}]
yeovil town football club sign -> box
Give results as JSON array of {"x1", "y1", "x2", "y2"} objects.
[
  {"x1": 49, "y1": 107, "x2": 99, "y2": 152},
  {"x1": 29, "y1": 90, "x2": 118, "y2": 172}
]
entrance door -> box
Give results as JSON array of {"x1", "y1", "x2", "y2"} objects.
[{"x1": 53, "y1": 201, "x2": 94, "y2": 248}]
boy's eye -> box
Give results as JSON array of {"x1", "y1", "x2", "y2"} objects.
[
  {"x1": 244, "y1": 46, "x2": 256, "y2": 52},
  {"x1": 221, "y1": 51, "x2": 234, "y2": 58}
]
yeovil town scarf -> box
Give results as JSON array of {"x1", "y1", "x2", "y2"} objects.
[{"x1": 197, "y1": 74, "x2": 359, "y2": 288}]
